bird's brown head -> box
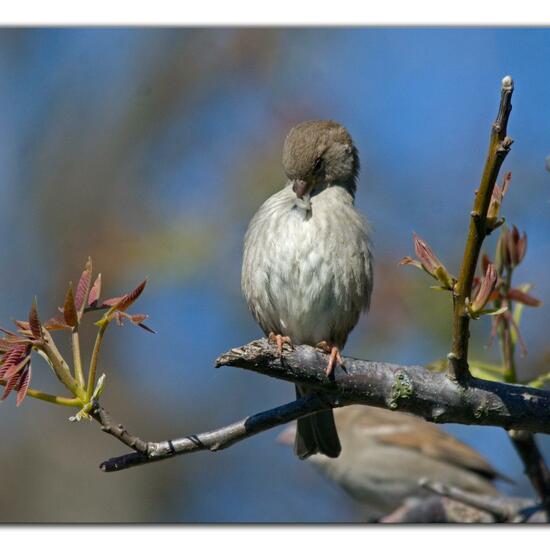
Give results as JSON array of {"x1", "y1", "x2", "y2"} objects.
[{"x1": 282, "y1": 120, "x2": 359, "y2": 200}]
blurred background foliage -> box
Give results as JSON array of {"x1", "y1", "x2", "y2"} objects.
[{"x1": 0, "y1": 28, "x2": 549, "y2": 522}]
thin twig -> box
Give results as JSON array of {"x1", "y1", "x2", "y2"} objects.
[
  {"x1": 87, "y1": 323, "x2": 107, "y2": 400},
  {"x1": 39, "y1": 328, "x2": 85, "y2": 400},
  {"x1": 91, "y1": 402, "x2": 150, "y2": 455},
  {"x1": 449, "y1": 76, "x2": 514, "y2": 382},
  {"x1": 0, "y1": 379, "x2": 81, "y2": 407},
  {"x1": 71, "y1": 329, "x2": 85, "y2": 388},
  {"x1": 97, "y1": 394, "x2": 329, "y2": 472}
]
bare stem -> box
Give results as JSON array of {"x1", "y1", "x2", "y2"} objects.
[
  {"x1": 0, "y1": 379, "x2": 81, "y2": 407},
  {"x1": 40, "y1": 328, "x2": 85, "y2": 401},
  {"x1": 496, "y1": 267, "x2": 516, "y2": 383},
  {"x1": 448, "y1": 76, "x2": 514, "y2": 382},
  {"x1": 98, "y1": 393, "x2": 329, "y2": 472},
  {"x1": 71, "y1": 329, "x2": 85, "y2": 388},
  {"x1": 87, "y1": 323, "x2": 107, "y2": 401}
]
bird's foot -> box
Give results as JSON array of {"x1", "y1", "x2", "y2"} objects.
[
  {"x1": 268, "y1": 333, "x2": 293, "y2": 356},
  {"x1": 316, "y1": 341, "x2": 343, "y2": 376}
]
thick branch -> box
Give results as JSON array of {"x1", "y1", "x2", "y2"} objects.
[
  {"x1": 100, "y1": 338, "x2": 550, "y2": 472},
  {"x1": 449, "y1": 76, "x2": 514, "y2": 382},
  {"x1": 217, "y1": 339, "x2": 550, "y2": 432}
]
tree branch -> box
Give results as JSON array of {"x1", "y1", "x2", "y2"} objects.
[
  {"x1": 449, "y1": 75, "x2": 514, "y2": 382},
  {"x1": 98, "y1": 391, "x2": 330, "y2": 472},
  {"x1": 218, "y1": 339, "x2": 550, "y2": 432},
  {"x1": 99, "y1": 338, "x2": 550, "y2": 472},
  {"x1": 508, "y1": 429, "x2": 550, "y2": 518}
]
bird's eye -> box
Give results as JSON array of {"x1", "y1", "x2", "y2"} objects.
[{"x1": 313, "y1": 157, "x2": 323, "y2": 173}]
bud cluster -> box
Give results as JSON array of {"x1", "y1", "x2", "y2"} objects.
[{"x1": 399, "y1": 234, "x2": 455, "y2": 291}]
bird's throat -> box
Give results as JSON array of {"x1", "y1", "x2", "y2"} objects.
[{"x1": 293, "y1": 194, "x2": 312, "y2": 217}]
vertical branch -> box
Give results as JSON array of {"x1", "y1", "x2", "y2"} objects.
[
  {"x1": 497, "y1": 268, "x2": 550, "y2": 519},
  {"x1": 509, "y1": 430, "x2": 550, "y2": 519},
  {"x1": 494, "y1": 265, "x2": 516, "y2": 383},
  {"x1": 448, "y1": 76, "x2": 514, "y2": 382}
]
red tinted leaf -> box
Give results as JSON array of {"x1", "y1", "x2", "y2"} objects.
[
  {"x1": 102, "y1": 296, "x2": 123, "y2": 308},
  {"x1": 487, "y1": 184, "x2": 503, "y2": 220},
  {"x1": 481, "y1": 253, "x2": 491, "y2": 275},
  {"x1": 413, "y1": 234, "x2": 443, "y2": 276},
  {"x1": 398, "y1": 256, "x2": 422, "y2": 268},
  {"x1": 88, "y1": 273, "x2": 102, "y2": 307},
  {"x1": 1, "y1": 371, "x2": 20, "y2": 401},
  {"x1": 15, "y1": 365, "x2": 31, "y2": 406},
  {"x1": 508, "y1": 288, "x2": 542, "y2": 307},
  {"x1": 116, "y1": 279, "x2": 147, "y2": 312},
  {"x1": 63, "y1": 284, "x2": 78, "y2": 327},
  {"x1": 502, "y1": 171, "x2": 512, "y2": 196},
  {"x1": 75, "y1": 258, "x2": 92, "y2": 315},
  {"x1": 129, "y1": 313, "x2": 148, "y2": 324},
  {"x1": 506, "y1": 226, "x2": 527, "y2": 268},
  {"x1": 1, "y1": 344, "x2": 28, "y2": 372},
  {"x1": 471, "y1": 263, "x2": 498, "y2": 312},
  {"x1": 44, "y1": 316, "x2": 72, "y2": 331},
  {"x1": 516, "y1": 232, "x2": 527, "y2": 265},
  {"x1": 0, "y1": 327, "x2": 19, "y2": 338},
  {"x1": 103, "y1": 280, "x2": 147, "y2": 315},
  {"x1": 3, "y1": 354, "x2": 30, "y2": 381},
  {"x1": 14, "y1": 320, "x2": 30, "y2": 332},
  {"x1": 29, "y1": 298, "x2": 42, "y2": 339}
]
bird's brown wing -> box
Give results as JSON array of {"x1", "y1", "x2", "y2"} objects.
[
  {"x1": 374, "y1": 420, "x2": 503, "y2": 481},
  {"x1": 346, "y1": 406, "x2": 504, "y2": 481}
]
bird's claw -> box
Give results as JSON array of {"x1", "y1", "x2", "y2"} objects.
[
  {"x1": 268, "y1": 333, "x2": 293, "y2": 356},
  {"x1": 316, "y1": 341, "x2": 343, "y2": 376}
]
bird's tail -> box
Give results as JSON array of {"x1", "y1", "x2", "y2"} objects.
[{"x1": 294, "y1": 384, "x2": 341, "y2": 459}]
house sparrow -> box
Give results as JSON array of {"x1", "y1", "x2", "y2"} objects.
[
  {"x1": 279, "y1": 405, "x2": 505, "y2": 519},
  {"x1": 242, "y1": 120, "x2": 373, "y2": 459}
]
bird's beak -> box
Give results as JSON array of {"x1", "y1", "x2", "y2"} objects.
[{"x1": 292, "y1": 179, "x2": 313, "y2": 199}]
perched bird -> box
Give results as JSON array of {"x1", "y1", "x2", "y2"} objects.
[
  {"x1": 279, "y1": 405, "x2": 505, "y2": 519},
  {"x1": 242, "y1": 120, "x2": 373, "y2": 459}
]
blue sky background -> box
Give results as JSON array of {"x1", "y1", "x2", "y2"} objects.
[{"x1": 0, "y1": 28, "x2": 549, "y2": 522}]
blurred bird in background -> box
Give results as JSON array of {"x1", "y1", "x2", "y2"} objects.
[
  {"x1": 242, "y1": 121, "x2": 373, "y2": 459},
  {"x1": 279, "y1": 405, "x2": 505, "y2": 520}
]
